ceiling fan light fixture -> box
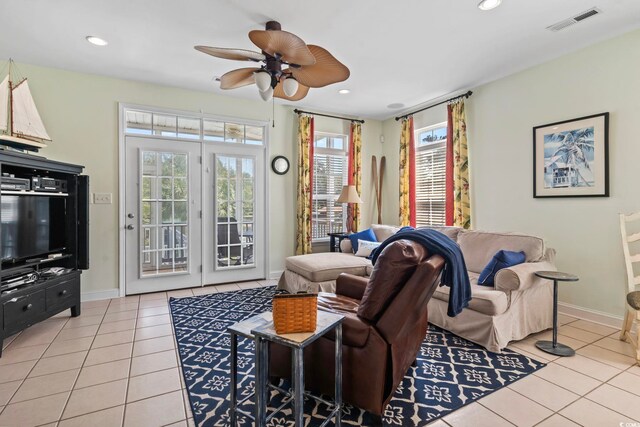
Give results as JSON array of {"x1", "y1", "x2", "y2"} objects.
[
  {"x1": 282, "y1": 77, "x2": 299, "y2": 97},
  {"x1": 254, "y1": 70, "x2": 272, "y2": 92},
  {"x1": 338, "y1": 89, "x2": 351, "y2": 95},
  {"x1": 86, "y1": 36, "x2": 108, "y2": 46},
  {"x1": 478, "y1": 0, "x2": 502, "y2": 11},
  {"x1": 259, "y1": 86, "x2": 273, "y2": 101}
]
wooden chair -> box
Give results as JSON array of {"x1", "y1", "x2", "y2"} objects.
[{"x1": 619, "y1": 212, "x2": 640, "y2": 363}]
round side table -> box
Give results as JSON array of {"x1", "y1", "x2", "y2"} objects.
[{"x1": 534, "y1": 271, "x2": 579, "y2": 357}]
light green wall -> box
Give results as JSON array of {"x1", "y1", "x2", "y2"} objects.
[
  {"x1": 381, "y1": 29, "x2": 640, "y2": 318},
  {"x1": 8, "y1": 62, "x2": 382, "y2": 295}
]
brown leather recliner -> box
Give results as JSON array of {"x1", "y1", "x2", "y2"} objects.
[{"x1": 270, "y1": 240, "x2": 445, "y2": 417}]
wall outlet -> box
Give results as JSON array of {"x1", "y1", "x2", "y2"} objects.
[{"x1": 93, "y1": 193, "x2": 112, "y2": 204}]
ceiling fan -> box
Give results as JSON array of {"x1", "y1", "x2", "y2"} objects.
[{"x1": 195, "y1": 21, "x2": 350, "y2": 102}]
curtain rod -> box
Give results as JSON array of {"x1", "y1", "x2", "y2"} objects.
[
  {"x1": 294, "y1": 109, "x2": 365, "y2": 124},
  {"x1": 394, "y1": 90, "x2": 473, "y2": 121}
]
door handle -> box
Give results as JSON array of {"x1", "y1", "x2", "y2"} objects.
[
  {"x1": 128, "y1": 213, "x2": 135, "y2": 218},
  {"x1": 126, "y1": 224, "x2": 135, "y2": 230}
]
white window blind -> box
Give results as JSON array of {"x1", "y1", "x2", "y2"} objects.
[
  {"x1": 415, "y1": 123, "x2": 447, "y2": 227},
  {"x1": 312, "y1": 133, "x2": 348, "y2": 241}
]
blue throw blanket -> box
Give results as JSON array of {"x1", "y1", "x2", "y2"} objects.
[{"x1": 370, "y1": 227, "x2": 471, "y2": 317}]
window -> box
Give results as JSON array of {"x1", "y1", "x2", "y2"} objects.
[
  {"x1": 312, "y1": 133, "x2": 348, "y2": 241},
  {"x1": 415, "y1": 122, "x2": 447, "y2": 227}
]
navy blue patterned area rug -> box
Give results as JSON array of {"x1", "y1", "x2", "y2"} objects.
[{"x1": 169, "y1": 287, "x2": 545, "y2": 427}]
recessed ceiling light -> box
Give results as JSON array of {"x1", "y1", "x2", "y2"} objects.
[
  {"x1": 86, "y1": 36, "x2": 108, "y2": 46},
  {"x1": 338, "y1": 89, "x2": 350, "y2": 94},
  {"x1": 387, "y1": 103, "x2": 405, "y2": 109},
  {"x1": 478, "y1": 0, "x2": 502, "y2": 11}
]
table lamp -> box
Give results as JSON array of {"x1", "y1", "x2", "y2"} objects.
[{"x1": 336, "y1": 185, "x2": 362, "y2": 233}]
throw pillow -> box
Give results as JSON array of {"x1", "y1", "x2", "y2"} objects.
[
  {"x1": 348, "y1": 228, "x2": 377, "y2": 253},
  {"x1": 355, "y1": 240, "x2": 381, "y2": 258},
  {"x1": 478, "y1": 250, "x2": 526, "y2": 286}
]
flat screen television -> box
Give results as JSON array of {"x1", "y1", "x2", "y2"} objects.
[{"x1": 1, "y1": 195, "x2": 67, "y2": 262}]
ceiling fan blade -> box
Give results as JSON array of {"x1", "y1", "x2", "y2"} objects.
[
  {"x1": 248, "y1": 30, "x2": 316, "y2": 66},
  {"x1": 195, "y1": 46, "x2": 265, "y2": 62},
  {"x1": 219, "y1": 68, "x2": 259, "y2": 89},
  {"x1": 290, "y1": 45, "x2": 350, "y2": 88},
  {"x1": 274, "y1": 81, "x2": 310, "y2": 101}
]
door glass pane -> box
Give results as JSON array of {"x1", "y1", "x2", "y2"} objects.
[
  {"x1": 140, "y1": 150, "x2": 189, "y2": 276},
  {"x1": 216, "y1": 155, "x2": 255, "y2": 268}
]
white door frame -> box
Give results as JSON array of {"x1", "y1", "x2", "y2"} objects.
[{"x1": 117, "y1": 103, "x2": 270, "y2": 297}]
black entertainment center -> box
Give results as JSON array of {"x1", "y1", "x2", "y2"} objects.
[{"x1": 0, "y1": 150, "x2": 89, "y2": 356}]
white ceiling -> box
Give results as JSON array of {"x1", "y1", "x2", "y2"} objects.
[{"x1": 1, "y1": 0, "x2": 639, "y2": 120}]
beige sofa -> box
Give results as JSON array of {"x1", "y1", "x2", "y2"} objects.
[{"x1": 279, "y1": 225, "x2": 556, "y2": 352}]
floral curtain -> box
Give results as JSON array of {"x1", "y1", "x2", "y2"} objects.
[
  {"x1": 399, "y1": 117, "x2": 416, "y2": 227},
  {"x1": 296, "y1": 115, "x2": 314, "y2": 254},
  {"x1": 448, "y1": 100, "x2": 471, "y2": 228},
  {"x1": 348, "y1": 122, "x2": 362, "y2": 231}
]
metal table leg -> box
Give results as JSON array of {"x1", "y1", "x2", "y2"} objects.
[
  {"x1": 293, "y1": 347, "x2": 304, "y2": 426},
  {"x1": 254, "y1": 336, "x2": 267, "y2": 426},
  {"x1": 230, "y1": 332, "x2": 237, "y2": 426},
  {"x1": 334, "y1": 323, "x2": 342, "y2": 427},
  {"x1": 535, "y1": 279, "x2": 575, "y2": 356}
]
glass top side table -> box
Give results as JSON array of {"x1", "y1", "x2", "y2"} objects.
[{"x1": 534, "y1": 270, "x2": 579, "y2": 357}]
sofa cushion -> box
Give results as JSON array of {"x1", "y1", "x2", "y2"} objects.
[
  {"x1": 418, "y1": 226, "x2": 463, "y2": 241},
  {"x1": 349, "y1": 228, "x2": 377, "y2": 253},
  {"x1": 355, "y1": 240, "x2": 381, "y2": 258},
  {"x1": 478, "y1": 250, "x2": 526, "y2": 286},
  {"x1": 285, "y1": 253, "x2": 371, "y2": 282},
  {"x1": 457, "y1": 230, "x2": 545, "y2": 274},
  {"x1": 433, "y1": 272, "x2": 509, "y2": 316},
  {"x1": 371, "y1": 224, "x2": 400, "y2": 242}
]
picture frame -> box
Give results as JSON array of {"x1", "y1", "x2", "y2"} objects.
[{"x1": 533, "y1": 112, "x2": 609, "y2": 198}]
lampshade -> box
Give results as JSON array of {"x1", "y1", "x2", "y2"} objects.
[
  {"x1": 282, "y1": 77, "x2": 299, "y2": 97},
  {"x1": 254, "y1": 70, "x2": 272, "y2": 92},
  {"x1": 336, "y1": 185, "x2": 362, "y2": 204},
  {"x1": 259, "y1": 86, "x2": 273, "y2": 101}
]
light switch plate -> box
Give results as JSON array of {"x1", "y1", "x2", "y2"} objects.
[{"x1": 93, "y1": 193, "x2": 112, "y2": 204}]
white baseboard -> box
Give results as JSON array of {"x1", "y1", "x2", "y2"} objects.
[
  {"x1": 558, "y1": 301, "x2": 623, "y2": 329},
  {"x1": 269, "y1": 270, "x2": 284, "y2": 280},
  {"x1": 82, "y1": 289, "x2": 120, "y2": 302}
]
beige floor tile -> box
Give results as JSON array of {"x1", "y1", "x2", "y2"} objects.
[
  {"x1": 10, "y1": 321, "x2": 65, "y2": 348},
  {"x1": 536, "y1": 414, "x2": 580, "y2": 426},
  {"x1": 533, "y1": 362, "x2": 601, "y2": 395},
  {"x1": 84, "y1": 342, "x2": 133, "y2": 367},
  {"x1": 557, "y1": 314, "x2": 579, "y2": 325},
  {"x1": 509, "y1": 340, "x2": 558, "y2": 363},
  {"x1": 585, "y1": 383, "x2": 640, "y2": 420},
  {"x1": 139, "y1": 292, "x2": 168, "y2": 302},
  {"x1": 507, "y1": 346, "x2": 546, "y2": 364},
  {"x1": 63, "y1": 378, "x2": 128, "y2": 419},
  {"x1": 167, "y1": 289, "x2": 194, "y2": 298},
  {"x1": 521, "y1": 333, "x2": 588, "y2": 352},
  {"x1": 11, "y1": 369, "x2": 79, "y2": 403},
  {"x1": 557, "y1": 325, "x2": 602, "y2": 343},
  {"x1": 214, "y1": 283, "x2": 241, "y2": 293},
  {"x1": 508, "y1": 374, "x2": 579, "y2": 411},
  {"x1": 110, "y1": 295, "x2": 140, "y2": 303},
  {"x1": 191, "y1": 286, "x2": 218, "y2": 296},
  {"x1": 103, "y1": 310, "x2": 138, "y2": 323},
  {"x1": 560, "y1": 397, "x2": 635, "y2": 426},
  {"x1": 0, "y1": 391, "x2": 69, "y2": 426},
  {"x1": 29, "y1": 351, "x2": 87, "y2": 377},
  {"x1": 257, "y1": 279, "x2": 277, "y2": 287},
  {"x1": 58, "y1": 404, "x2": 125, "y2": 427},
  {"x1": 130, "y1": 350, "x2": 177, "y2": 376},
  {"x1": 593, "y1": 336, "x2": 636, "y2": 358},
  {"x1": 127, "y1": 367, "x2": 181, "y2": 402},
  {"x1": 0, "y1": 360, "x2": 37, "y2": 384},
  {"x1": 56, "y1": 324, "x2": 100, "y2": 341},
  {"x1": 139, "y1": 299, "x2": 169, "y2": 309},
  {"x1": 106, "y1": 303, "x2": 139, "y2": 315},
  {"x1": 554, "y1": 354, "x2": 621, "y2": 382},
  {"x1": 97, "y1": 318, "x2": 137, "y2": 335},
  {"x1": 627, "y1": 364, "x2": 640, "y2": 377},
  {"x1": 81, "y1": 299, "x2": 111, "y2": 309},
  {"x1": 0, "y1": 380, "x2": 22, "y2": 406},
  {"x1": 0, "y1": 344, "x2": 48, "y2": 366},
  {"x1": 236, "y1": 281, "x2": 261, "y2": 289},
  {"x1": 166, "y1": 421, "x2": 188, "y2": 427},
  {"x1": 569, "y1": 320, "x2": 619, "y2": 336},
  {"x1": 44, "y1": 336, "x2": 93, "y2": 357},
  {"x1": 81, "y1": 306, "x2": 109, "y2": 317},
  {"x1": 443, "y1": 401, "x2": 513, "y2": 426},
  {"x1": 135, "y1": 324, "x2": 173, "y2": 341},
  {"x1": 75, "y1": 359, "x2": 130, "y2": 389},
  {"x1": 609, "y1": 371, "x2": 640, "y2": 396},
  {"x1": 136, "y1": 314, "x2": 171, "y2": 328},
  {"x1": 64, "y1": 314, "x2": 105, "y2": 329},
  {"x1": 132, "y1": 335, "x2": 176, "y2": 357},
  {"x1": 478, "y1": 388, "x2": 552, "y2": 427},
  {"x1": 577, "y1": 344, "x2": 636, "y2": 370},
  {"x1": 138, "y1": 306, "x2": 170, "y2": 318},
  {"x1": 2, "y1": 333, "x2": 20, "y2": 350},
  {"x1": 182, "y1": 388, "x2": 192, "y2": 416},
  {"x1": 123, "y1": 390, "x2": 185, "y2": 427},
  {"x1": 91, "y1": 329, "x2": 135, "y2": 349}
]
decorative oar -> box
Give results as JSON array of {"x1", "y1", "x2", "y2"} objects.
[
  {"x1": 372, "y1": 155, "x2": 379, "y2": 223},
  {"x1": 378, "y1": 156, "x2": 385, "y2": 224}
]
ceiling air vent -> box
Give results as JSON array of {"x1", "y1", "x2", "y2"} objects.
[{"x1": 547, "y1": 7, "x2": 602, "y2": 32}]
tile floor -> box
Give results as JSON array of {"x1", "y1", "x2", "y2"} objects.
[{"x1": 0, "y1": 280, "x2": 638, "y2": 427}]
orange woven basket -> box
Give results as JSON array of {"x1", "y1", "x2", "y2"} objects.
[{"x1": 272, "y1": 293, "x2": 318, "y2": 334}]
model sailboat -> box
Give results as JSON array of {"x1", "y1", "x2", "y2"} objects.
[{"x1": 0, "y1": 61, "x2": 51, "y2": 150}]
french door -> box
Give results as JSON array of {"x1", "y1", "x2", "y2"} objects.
[{"x1": 123, "y1": 136, "x2": 266, "y2": 295}]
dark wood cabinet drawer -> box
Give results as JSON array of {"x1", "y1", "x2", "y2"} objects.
[
  {"x1": 46, "y1": 278, "x2": 78, "y2": 309},
  {"x1": 3, "y1": 291, "x2": 46, "y2": 330}
]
